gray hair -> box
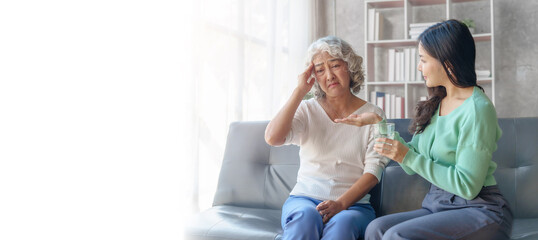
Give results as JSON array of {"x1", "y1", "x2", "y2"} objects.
[{"x1": 305, "y1": 36, "x2": 364, "y2": 99}]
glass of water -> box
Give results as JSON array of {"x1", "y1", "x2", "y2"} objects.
[{"x1": 374, "y1": 122, "x2": 395, "y2": 140}]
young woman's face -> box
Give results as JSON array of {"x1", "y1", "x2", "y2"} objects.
[
  {"x1": 418, "y1": 43, "x2": 449, "y2": 88},
  {"x1": 312, "y1": 52, "x2": 350, "y2": 97}
]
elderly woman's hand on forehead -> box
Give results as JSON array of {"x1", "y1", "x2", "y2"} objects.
[
  {"x1": 335, "y1": 112, "x2": 383, "y2": 127},
  {"x1": 296, "y1": 63, "x2": 316, "y2": 97}
]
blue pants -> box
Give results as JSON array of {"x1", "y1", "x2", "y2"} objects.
[
  {"x1": 365, "y1": 185, "x2": 513, "y2": 240},
  {"x1": 281, "y1": 195, "x2": 376, "y2": 240}
]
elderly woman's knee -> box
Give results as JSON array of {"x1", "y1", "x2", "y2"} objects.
[{"x1": 288, "y1": 206, "x2": 323, "y2": 226}]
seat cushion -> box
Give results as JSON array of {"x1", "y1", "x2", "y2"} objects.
[
  {"x1": 186, "y1": 205, "x2": 282, "y2": 240},
  {"x1": 511, "y1": 218, "x2": 538, "y2": 240}
]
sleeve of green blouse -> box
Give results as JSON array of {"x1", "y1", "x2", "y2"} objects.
[{"x1": 400, "y1": 106, "x2": 500, "y2": 200}]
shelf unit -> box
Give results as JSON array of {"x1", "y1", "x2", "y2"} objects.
[{"x1": 363, "y1": 0, "x2": 495, "y2": 118}]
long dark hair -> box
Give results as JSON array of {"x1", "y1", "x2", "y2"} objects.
[{"x1": 410, "y1": 19, "x2": 483, "y2": 134}]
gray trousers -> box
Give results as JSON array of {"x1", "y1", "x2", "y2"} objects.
[{"x1": 365, "y1": 185, "x2": 513, "y2": 240}]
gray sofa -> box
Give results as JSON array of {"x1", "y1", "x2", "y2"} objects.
[{"x1": 186, "y1": 118, "x2": 538, "y2": 240}]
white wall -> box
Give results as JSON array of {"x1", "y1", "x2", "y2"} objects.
[{"x1": 0, "y1": 1, "x2": 193, "y2": 239}]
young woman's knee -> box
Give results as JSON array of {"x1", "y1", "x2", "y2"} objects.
[{"x1": 364, "y1": 217, "x2": 391, "y2": 240}]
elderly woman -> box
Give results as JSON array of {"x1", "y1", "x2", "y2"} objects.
[{"x1": 265, "y1": 36, "x2": 388, "y2": 240}]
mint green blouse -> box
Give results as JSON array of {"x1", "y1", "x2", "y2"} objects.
[{"x1": 395, "y1": 87, "x2": 501, "y2": 200}]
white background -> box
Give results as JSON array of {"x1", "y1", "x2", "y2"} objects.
[{"x1": 0, "y1": 1, "x2": 192, "y2": 239}]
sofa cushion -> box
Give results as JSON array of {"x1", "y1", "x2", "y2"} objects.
[
  {"x1": 511, "y1": 218, "x2": 538, "y2": 240},
  {"x1": 186, "y1": 205, "x2": 282, "y2": 240}
]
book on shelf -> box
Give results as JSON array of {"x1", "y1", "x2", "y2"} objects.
[
  {"x1": 375, "y1": 11, "x2": 384, "y2": 40},
  {"x1": 395, "y1": 96, "x2": 404, "y2": 119},
  {"x1": 409, "y1": 22, "x2": 438, "y2": 40},
  {"x1": 368, "y1": 9, "x2": 384, "y2": 41},
  {"x1": 386, "y1": 47, "x2": 421, "y2": 82},
  {"x1": 409, "y1": 22, "x2": 439, "y2": 28},
  {"x1": 476, "y1": 70, "x2": 491, "y2": 78},
  {"x1": 415, "y1": 49, "x2": 419, "y2": 80},
  {"x1": 404, "y1": 48, "x2": 411, "y2": 82},
  {"x1": 398, "y1": 51, "x2": 405, "y2": 82},
  {"x1": 411, "y1": 47, "x2": 417, "y2": 81},
  {"x1": 390, "y1": 94, "x2": 396, "y2": 119},
  {"x1": 395, "y1": 50, "x2": 401, "y2": 81},
  {"x1": 370, "y1": 91, "x2": 405, "y2": 119},
  {"x1": 377, "y1": 96, "x2": 385, "y2": 113},
  {"x1": 371, "y1": 91, "x2": 384, "y2": 108},
  {"x1": 385, "y1": 93, "x2": 391, "y2": 119},
  {"x1": 388, "y1": 49, "x2": 395, "y2": 82},
  {"x1": 368, "y1": 8, "x2": 375, "y2": 41}
]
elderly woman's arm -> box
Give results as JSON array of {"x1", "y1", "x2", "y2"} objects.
[
  {"x1": 316, "y1": 173, "x2": 378, "y2": 223},
  {"x1": 265, "y1": 63, "x2": 315, "y2": 146},
  {"x1": 265, "y1": 89, "x2": 306, "y2": 146},
  {"x1": 334, "y1": 112, "x2": 383, "y2": 126}
]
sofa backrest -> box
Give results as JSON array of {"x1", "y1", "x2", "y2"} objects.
[
  {"x1": 212, "y1": 121, "x2": 300, "y2": 210},
  {"x1": 494, "y1": 118, "x2": 538, "y2": 218}
]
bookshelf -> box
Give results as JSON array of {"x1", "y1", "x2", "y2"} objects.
[{"x1": 363, "y1": 0, "x2": 495, "y2": 119}]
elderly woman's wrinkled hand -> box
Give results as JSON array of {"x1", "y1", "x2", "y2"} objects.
[
  {"x1": 296, "y1": 63, "x2": 316, "y2": 96},
  {"x1": 316, "y1": 200, "x2": 346, "y2": 223},
  {"x1": 335, "y1": 112, "x2": 383, "y2": 127}
]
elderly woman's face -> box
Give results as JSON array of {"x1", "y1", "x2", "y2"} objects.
[{"x1": 313, "y1": 52, "x2": 350, "y2": 97}]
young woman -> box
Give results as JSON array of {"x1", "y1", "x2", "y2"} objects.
[
  {"x1": 342, "y1": 19, "x2": 513, "y2": 239},
  {"x1": 265, "y1": 36, "x2": 387, "y2": 240}
]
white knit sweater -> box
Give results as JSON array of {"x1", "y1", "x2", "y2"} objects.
[{"x1": 284, "y1": 98, "x2": 388, "y2": 204}]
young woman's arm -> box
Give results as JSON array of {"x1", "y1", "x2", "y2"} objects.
[{"x1": 376, "y1": 101, "x2": 500, "y2": 200}]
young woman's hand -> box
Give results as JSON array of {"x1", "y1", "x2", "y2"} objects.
[
  {"x1": 335, "y1": 112, "x2": 383, "y2": 127},
  {"x1": 296, "y1": 63, "x2": 316, "y2": 96},
  {"x1": 316, "y1": 200, "x2": 346, "y2": 223},
  {"x1": 374, "y1": 138, "x2": 409, "y2": 163}
]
